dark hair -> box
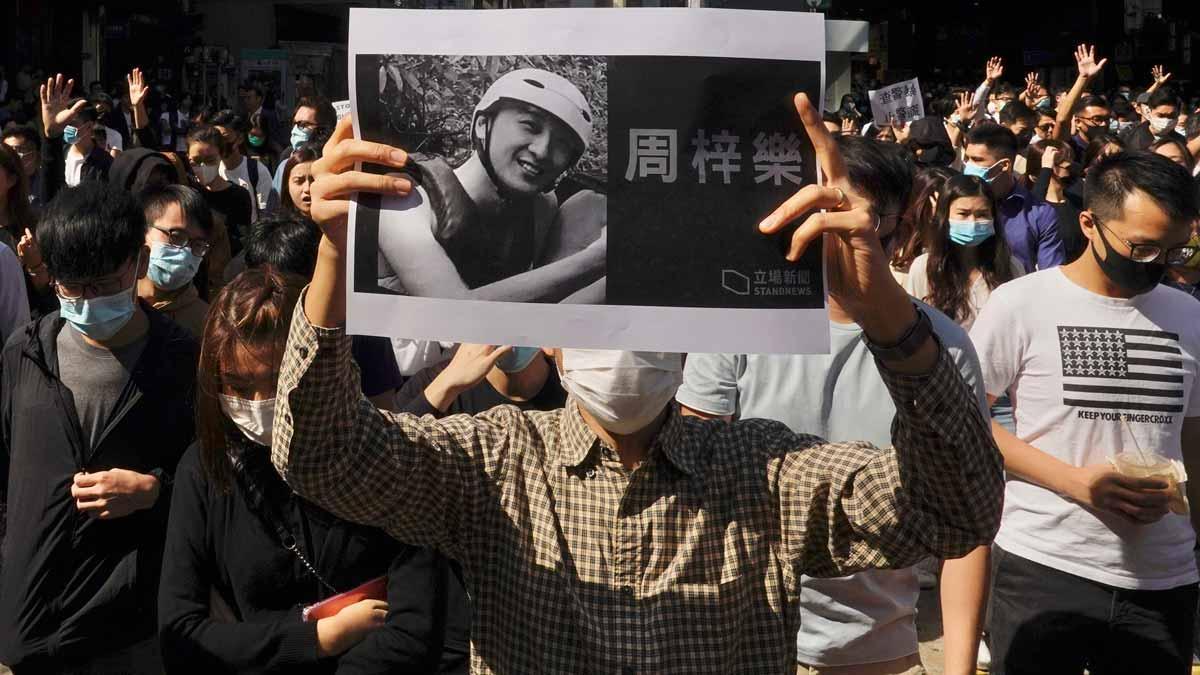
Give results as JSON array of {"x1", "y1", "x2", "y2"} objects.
[
  {"x1": 142, "y1": 184, "x2": 215, "y2": 236},
  {"x1": 293, "y1": 96, "x2": 337, "y2": 132},
  {"x1": 89, "y1": 92, "x2": 113, "y2": 108},
  {"x1": 821, "y1": 111, "x2": 840, "y2": 126},
  {"x1": 72, "y1": 103, "x2": 98, "y2": 125},
  {"x1": 280, "y1": 142, "x2": 322, "y2": 214},
  {"x1": 893, "y1": 165, "x2": 955, "y2": 272},
  {"x1": 243, "y1": 212, "x2": 321, "y2": 277},
  {"x1": 837, "y1": 135, "x2": 914, "y2": 216},
  {"x1": 0, "y1": 143, "x2": 34, "y2": 244},
  {"x1": 994, "y1": 83, "x2": 1016, "y2": 98},
  {"x1": 39, "y1": 182, "x2": 146, "y2": 281},
  {"x1": 923, "y1": 174, "x2": 1017, "y2": 324},
  {"x1": 2, "y1": 126, "x2": 41, "y2": 152},
  {"x1": 238, "y1": 80, "x2": 264, "y2": 98},
  {"x1": 1025, "y1": 138, "x2": 1074, "y2": 176},
  {"x1": 196, "y1": 268, "x2": 305, "y2": 491},
  {"x1": 1186, "y1": 114, "x2": 1200, "y2": 142},
  {"x1": 1149, "y1": 136, "x2": 1195, "y2": 172},
  {"x1": 929, "y1": 96, "x2": 957, "y2": 120},
  {"x1": 965, "y1": 122, "x2": 1019, "y2": 160},
  {"x1": 1085, "y1": 151, "x2": 1200, "y2": 227},
  {"x1": 998, "y1": 100, "x2": 1037, "y2": 127},
  {"x1": 186, "y1": 124, "x2": 229, "y2": 158},
  {"x1": 1072, "y1": 95, "x2": 1109, "y2": 117},
  {"x1": 1082, "y1": 133, "x2": 1124, "y2": 171},
  {"x1": 208, "y1": 109, "x2": 247, "y2": 134},
  {"x1": 1147, "y1": 87, "x2": 1180, "y2": 111}
]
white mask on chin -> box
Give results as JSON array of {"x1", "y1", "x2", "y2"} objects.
[
  {"x1": 219, "y1": 394, "x2": 275, "y2": 446},
  {"x1": 559, "y1": 349, "x2": 683, "y2": 435}
]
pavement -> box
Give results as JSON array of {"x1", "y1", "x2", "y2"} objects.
[{"x1": 916, "y1": 586, "x2": 949, "y2": 675}]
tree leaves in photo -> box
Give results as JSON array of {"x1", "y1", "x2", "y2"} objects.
[{"x1": 373, "y1": 54, "x2": 608, "y2": 182}]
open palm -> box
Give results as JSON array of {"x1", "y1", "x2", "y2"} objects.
[
  {"x1": 40, "y1": 74, "x2": 86, "y2": 136},
  {"x1": 1075, "y1": 44, "x2": 1107, "y2": 79}
]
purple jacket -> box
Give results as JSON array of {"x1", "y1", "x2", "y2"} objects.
[{"x1": 997, "y1": 183, "x2": 1065, "y2": 272}]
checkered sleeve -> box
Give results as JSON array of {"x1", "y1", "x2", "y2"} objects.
[
  {"x1": 777, "y1": 344, "x2": 1005, "y2": 578},
  {"x1": 270, "y1": 295, "x2": 514, "y2": 560}
]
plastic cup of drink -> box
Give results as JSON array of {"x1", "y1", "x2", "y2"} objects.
[{"x1": 1111, "y1": 451, "x2": 1188, "y2": 515}]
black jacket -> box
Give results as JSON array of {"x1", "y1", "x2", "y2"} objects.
[
  {"x1": 159, "y1": 441, "x2": 470, "y2": 674},
  {"x1": 0, "y1": 306, "x2": 198, "y2": 669},
  {"x1": 1118, "y1": 121, "x2": 1185, "y2": 152}
]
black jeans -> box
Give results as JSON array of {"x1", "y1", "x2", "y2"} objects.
[{"x1": 989, "y1": 545, "x2": 1197, "y2": 675}]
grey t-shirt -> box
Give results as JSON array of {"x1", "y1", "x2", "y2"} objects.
[
  {"x1": 57, "y1": 323, "x2": 149, "y2": 451},
  {"x1": 676, "y1": 302, "x2": 989, "y2": 667}
]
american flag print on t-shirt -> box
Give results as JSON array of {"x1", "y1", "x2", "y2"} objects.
[{"x1": 1057, "y1": 326, "x2": 1185, "y2": 414}]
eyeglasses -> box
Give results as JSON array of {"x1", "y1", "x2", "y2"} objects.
[
  {"x1": 151, "y1": 225, "x2": 211, "y2": 258},
  {"x1": 53, "y1": 259, "x2": 136, "y2": 300},
  {"x1": 1094, "y1": 217, "x2": 1199, "y2": 265},
  {"x1": 1035, "y1": 123, "x2": 1055, "y2": 133},
  {"x1": 1077, "y1": 115, "x2": 1111, "y2": 125}
]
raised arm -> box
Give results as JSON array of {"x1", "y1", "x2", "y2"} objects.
[
  {"x1": 760, "y1": 93, "x2": 1004, "y2": 576},
  {"x1": 1053, "y1": 44, "x2": 1107, "y2": 143},
  {"x1": 273, "y1": 118, "x2": 521, "y2": 557},
  {"x1": 971, "y1": 57, "x2": 1003, "y2": 123},
  {"x1": 1146, "y1": 65, "x2": 1172, "y2": 96}
]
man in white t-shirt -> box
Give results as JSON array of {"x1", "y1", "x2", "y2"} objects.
[
  {"x1": 211, "y1": 110, "x2": 274, "y2": 221},
  {"x1": 971, "y1": 152, "x2": 1200, "y2": 674},
  {"x1": 679, "y1": 135, "x2": 992, "y2": 675}
]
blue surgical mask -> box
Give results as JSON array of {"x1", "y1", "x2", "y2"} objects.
[
  {"x1": 59, "y1": 283, "x2": 137, "y2": 341},
  {"x1": 962, "y1": 160, "x2": 1004, "y2": 183},
  {"x1": 948, "y1": 218, "x2": 996, "y2": 247},
  {"x1": 290, "y1": 125, "x2": 312, "y2": 151},
  {"x1": 495, "y1": 346, "x2": 542, "y2": 374},
  {"x1": 147, "y1": 242, "x2": 203, "y2": 291},
  {"x1": 63, "y1": 125, "x2": 80, "y2": 145}
]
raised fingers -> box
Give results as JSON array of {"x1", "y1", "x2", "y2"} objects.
[
  {"x1": 758, "y1": 184, "x2": 847, "y2": 235},
  {"x1": 792, "y1": 92, "x2": 846, "y2": 185},
  {"x1": 318, "y1": 138, "x2": 409, "y2": 175},
  {"x1": 309, "y1": 170, "x2": 412, "y2": 228},
  {"x1": 783, "y1": 208, "x2": 877, "y2": 263}
]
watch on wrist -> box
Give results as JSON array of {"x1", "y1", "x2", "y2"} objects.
[{"x1": 863, "y1": 304, "x2": 933, "y2": 362}]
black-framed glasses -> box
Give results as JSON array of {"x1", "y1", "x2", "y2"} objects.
[
  {"x1": 1078, "y1": 114, "x2": 1111, "y2": 125},
  {"x1": 151, "y1": 225, "x2": 211, "y2": 258},
  {"x1": 1035, "y1": 123, "x2": 1055, "y2": 133},
  {"x1": 1094, "y1": 218, "x2": 1199, "y2": 265},
  {"x1": 53, "y1": 259, "x2": 136, "y2": 300}
]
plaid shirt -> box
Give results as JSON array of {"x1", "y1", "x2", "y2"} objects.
[{"x1": 272, "y1": 305, "x2": 1004, "y2": 674}]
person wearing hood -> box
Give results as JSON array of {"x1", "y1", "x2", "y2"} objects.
[
  {"x1": 137, "y1": 185, "x2": 213, "y2": 338},
  {"x1": 904, "y1": 115, "x2": 955, "y2": 168},
  {"x1": 268, "y1": 103, "x2": 1005, "y2": 673},
  {"x1": 109, "y1": 146, "x2": 176, "y2": 195},
  {"x1": 1120, "y1": 87, "x2": 1186, "y2": 152}
]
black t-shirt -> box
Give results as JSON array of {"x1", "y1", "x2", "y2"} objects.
[
  {"x1": 395, "y1": 356, "x2": 566, "y2": 417},
  {"x1": 202, "y1": 183, "x2": 253, "y2": 254}
]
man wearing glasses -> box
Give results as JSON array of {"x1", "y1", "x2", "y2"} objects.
[
  {"x1": 136, "y1": 185, "x2": 214, "y2": 338},
  {"x1": 0, "y1": 182, "x2": 198, "y2": 672},
  {"x1": 970, "y1": 152, "x2": 1200, "y2": 674}
]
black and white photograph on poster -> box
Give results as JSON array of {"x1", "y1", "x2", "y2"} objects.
[{"x1": 347, "y1": 8, "x2": 829, "y2": 354}]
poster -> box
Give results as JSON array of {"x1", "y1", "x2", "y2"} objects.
[
  {"x1": 347, "y1": 8, "x2": 828, "y2": 354},
  {"x1": 868, "y1": 77, "x2": 924, "y2": 126}
]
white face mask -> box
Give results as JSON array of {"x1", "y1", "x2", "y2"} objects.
[
  {"x1": 559, "y1": 349, "x2": 683, "y2": 435},
  {"x1": 1149, "y1": 115, "x2": 1178, "y2": 136},
  {"x1": 193, "y1": 163, "x2": 219, "y2": 186},
  {"x1": 219, "y1": 394, "x2": 275, "y2": 446}
]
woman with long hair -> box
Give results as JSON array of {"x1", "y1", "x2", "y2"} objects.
[
  {"x1": 158, "y1": 268, "x2": 470, "y2": 674},
  {"x1": 1150, "y1": 135, "x2": 1196, "y2": 173},
  {"x1": 891, "y1": 165, "x2": 955, "y2": 285},
  {"x1": 902, "y1": 174, "x2": 1025, "y2": 329}
]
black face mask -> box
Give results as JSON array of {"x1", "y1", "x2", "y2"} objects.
[
  {"x1": 1082, "y1": 123, "x2": 1108, "y2": 141},
  {"x1": 1091, "y1": 222, "x2": 1166, "y2": 294}
]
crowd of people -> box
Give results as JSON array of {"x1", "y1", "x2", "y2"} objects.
[{"x1": 0, "y1": 37, "x2": 1197, "y2": 675}]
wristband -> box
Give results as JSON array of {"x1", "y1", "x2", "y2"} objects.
[{"x1": 863, "y1": 304, "x2": 933, "y2": 362}]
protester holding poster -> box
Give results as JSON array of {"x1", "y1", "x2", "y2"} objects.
[{"x1": 270, "y1": 74, "x2": 1004, "y2": 671}]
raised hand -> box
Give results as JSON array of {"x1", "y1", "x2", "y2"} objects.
[
  {"x1": 955, "y1": 91, "x2": 977, "y2": 122},
  {"x1": 16, "y1": 228, "x2": 43, "y2": 270},
  {"x1": 1151, "y1": 64, "x2": 1172, "y2": 87},
  {"x1": 840, "y1": 116, "x2": 855, "y2": 136},
  {"x1": 758, "y1": 93, "x2": 919, "y2": 350},
  {"x1": 1041, "y1": 145, "x2": 1060, "y2": 171},
  {"x1": 1075, "y1": 44, "x2": 1108, "y2": 80},
  {"x1": 40, "y1": 73, "x2": 86, "y2": 138},
  {"x1": 1023, "y1": 72, "x2": 1040, "y2": 100},
  {"x1": 985, "y1": 57, "x2": 1004, "y2": 84},
  {"x1": 309, "y1": 116, "x2": 412, "y2": 246},
  {"x1": 126, "y1": 67, "x2": 148, "y2": 108},
  {"x1": 424, "y1": 344, "x2": 514, "y2": 412}
]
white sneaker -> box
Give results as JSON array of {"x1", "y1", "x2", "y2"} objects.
[{"x1": 977, "y1": 639, "x2": 991, "y2": 672}]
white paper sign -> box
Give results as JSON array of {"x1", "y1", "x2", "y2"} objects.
[
  {"x1": 346, "y1": 8, "x2": 829, "y2": 354},
  {"x1": 332, "y1": 100, "x2": 351, "y2": 121},
  {"x1": 868, "y1": 78, "x2": 924, "y2": 126}
]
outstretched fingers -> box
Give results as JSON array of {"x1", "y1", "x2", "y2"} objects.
[
  {"x1": 792, "y1": 92, "x2": 847, "y2": 185},
  {"x1": 758, "y1": 184, "x2": 847, "y2": 235}
]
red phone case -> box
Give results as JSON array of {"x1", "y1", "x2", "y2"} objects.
[{"x1": 301, "y1": 575, "x2": 388, "y2": 622}]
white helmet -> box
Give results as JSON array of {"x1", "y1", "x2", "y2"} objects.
[{"x1": 473, "y1": 68, "x2": 593, "y2": 154}]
